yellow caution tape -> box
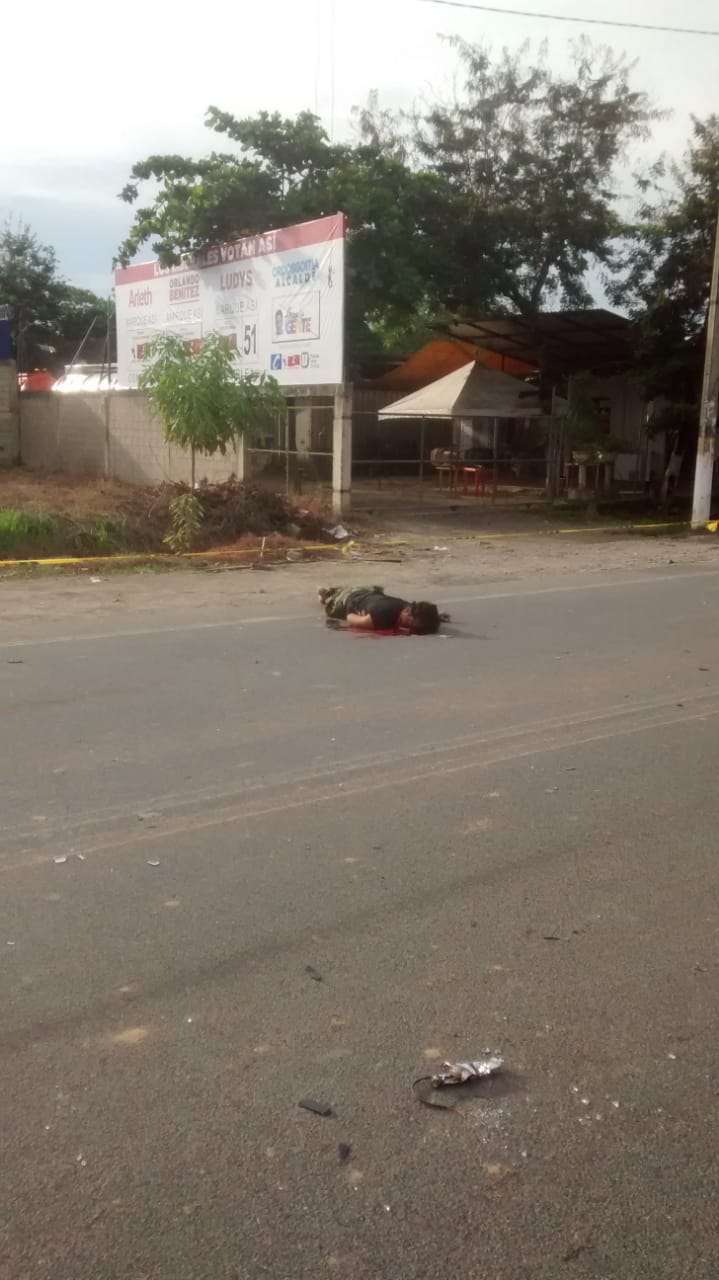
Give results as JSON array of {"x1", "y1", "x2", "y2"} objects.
[{"x1": 0, "y1": 541, "x2": 343, "y2": 569}]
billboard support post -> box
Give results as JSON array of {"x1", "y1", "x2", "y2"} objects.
[
  {"x1": 333, "y1": 383, "x2": 353, "y2": 515},
  {"x1": 691, "y1": 207, "x2": 719, "y2": 528}
]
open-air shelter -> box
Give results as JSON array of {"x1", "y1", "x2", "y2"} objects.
[{"x1": 377, "y1": 359, "x2": 543, "y2": 494}]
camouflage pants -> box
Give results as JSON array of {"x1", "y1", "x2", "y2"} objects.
[{"x1": 321, "y1": 585, "x2": 384, "y2": 619}]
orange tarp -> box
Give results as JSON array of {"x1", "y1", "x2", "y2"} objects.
[{"x1": 376, "y1": 338, "x2": 536, "y2": 391}]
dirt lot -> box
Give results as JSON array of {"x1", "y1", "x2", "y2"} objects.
[{"x1": 0, "y1": 469, "x2": 142, "y2": 520}]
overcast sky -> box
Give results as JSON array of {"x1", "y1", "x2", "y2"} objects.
[{"x1": 1, "y1": 0, "x2": 717, "y2": 297}]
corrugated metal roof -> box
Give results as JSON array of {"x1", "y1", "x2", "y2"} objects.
[{"x1": 445, "y1": 310, "x2": 633, "y2": 372}]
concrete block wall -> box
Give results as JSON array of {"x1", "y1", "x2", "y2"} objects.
[
  {"x1": 17, "y1": 394, "x2": 60, "y2": 469},
  {"x1": 58, "y1": 395, "x2": 106, "y2": 475},
  {"x1": 0, "y1": 360, "x2": 20, "y2": 466},
  {"x1": 107, "y1": 393, "x2": 171, "y2": 485},
  {"x1": 19, "y1": 391, "x2": 243, "y2": 486}
]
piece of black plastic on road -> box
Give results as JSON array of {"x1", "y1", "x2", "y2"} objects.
[{"x1": 298, "y1": 1098, "x2": 334, "y2": 1117}]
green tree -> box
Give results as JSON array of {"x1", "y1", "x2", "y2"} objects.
[
  {"x1": 117, "y1": 39, "x2": 656, "y2": 361},
  {"x1": 138, "y1": 331, "x2": 285, "y2": 490},
  {"x1": 0, "y1": 219, "x2": 107, "y2": 370},
  {"x1": 117, "y1": 108, "x2": 453, "y2": 365},
  {"x1": 609, "y1": 115, "x2": 719, "y2": 398},
  {"x1": 360, "y1": 38, "x2": 657, "y2": 316}
]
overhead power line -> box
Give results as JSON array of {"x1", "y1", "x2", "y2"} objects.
[{"x1": 418, "y1": 0, "x2": 719, "y2": 38}]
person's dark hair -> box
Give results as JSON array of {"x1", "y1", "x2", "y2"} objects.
[{"x1": 409, "y1": 601, "x2": 441, "y2": 635}]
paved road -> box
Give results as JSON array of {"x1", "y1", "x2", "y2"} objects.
[{"x1": 2, "y1": 566, "x2": 719, "y2": 1279}]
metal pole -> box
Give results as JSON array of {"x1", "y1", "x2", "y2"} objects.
[
  {"x1": 691, "y1": 207, "x2": 719, "y2": 528},
  {"x1": 67, "y1": 315, "x2": 98, "y2": 370},
  {"x1": 492, "y1": 417, "x2": 499, "y2": 504}
]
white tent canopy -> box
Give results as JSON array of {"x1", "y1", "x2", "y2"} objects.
[{"x1": 377, "y1": 361, "x2": 542, "y2": 420}]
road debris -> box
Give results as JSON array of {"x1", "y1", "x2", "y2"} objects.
[
  {"x1": 6, "y1": 658, "x2": 23, "y2": 664},
  {"x1": 298, "y1": 1098, "x2": 333, "y2": 1117},
  {"x1": 90, "y1": 576, "x2": 102, "y2": 584},
  {"x1": 328, "y1": 524, "x2": 351, "y2": 541},
  {"x1": 430, "y1": 1056, "x2": 504, "y2": 1088},
  {"x1": 337, "y1": 1143, "x2": 352, "y2": 1164},
  {"x1": 53, "y1": 856, "x2": 67, "y2": 865},
  {"x1": 305, "y1": 965, "x2": 323, "y2": 983},
  {"x1": 414, "y1": 1054, "x2": 504, "y2": 1108},
  {"x1": 147, "y1": 860, "x2": 161, "y2": 868}
]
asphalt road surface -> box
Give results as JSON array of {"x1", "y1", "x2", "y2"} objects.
[{"x1": 3, "y1": 564, "x2": 719, "y2": 1279}]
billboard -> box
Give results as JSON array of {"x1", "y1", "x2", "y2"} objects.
[{"x1": 114, "y1": 213, "x2": 346, "y2": 389}]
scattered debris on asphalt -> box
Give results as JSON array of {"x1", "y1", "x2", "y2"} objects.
[
  {"x1": 305, "y1": 965, "x2": 323, "y2": 983},
  {"x1": 298, "y1": 1098, "x2": 333, "y2": 1117},
  {"x1": 337, "y1": 1143, "x2": 352, "y2": 1164},
  {"x1": 543, "y1": 934, "x2": 561, "y2": 941},
  {"x1": 6, "y1": 658, "x2": 23, "y2": 664},
  {"x1": 53, "y1": 856, "x2": 67, "y2": 865},
  {"x1": 90, "y1": 577, "x2": 102, "y2": 584},
  {"x1": 147, "y1": 860, "x2": 161, "y2": 868}
]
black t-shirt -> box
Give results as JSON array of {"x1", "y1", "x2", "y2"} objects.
[{"x1": 347, "y1": 589, "x2": 408, "y2": 629}]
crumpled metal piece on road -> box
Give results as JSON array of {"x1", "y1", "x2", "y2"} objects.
[
  {"x1": 431, "y1": 1056, "x2": 504, "y2": 1088},
  {"x1": 413, "y1": 1054, "x2": 504, "y2": 1108}
]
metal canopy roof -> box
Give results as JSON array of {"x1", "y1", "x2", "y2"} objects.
[
  {"x1": 378, "y1": 361, "x2": 542, "y2": 420},
  {"x1": 445, "y1": 309, "x2": 633, "y2": 373}
]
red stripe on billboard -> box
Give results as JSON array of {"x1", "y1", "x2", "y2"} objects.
[{"x1": 114, "y1": 212, "x2": 347, "y2": 286}]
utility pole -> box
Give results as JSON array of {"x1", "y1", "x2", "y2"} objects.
[{"x1": 691, "y1": 207, "x2": 719, "y2": 528}]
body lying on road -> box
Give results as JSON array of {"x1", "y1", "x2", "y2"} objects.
[{"x1": 318, "y1": 584, "x2": 444, "y2": 634}]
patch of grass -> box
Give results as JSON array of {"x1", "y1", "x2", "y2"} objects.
[
  {"x1": 70, "y1": 516, "x2": 131, "y2": 555},
  {"x1": 0, "y1": 509, "x2": 60, "y2": 555},
  {"x1": 0, "y1": 508, "x2": 132, "y2": 559}
]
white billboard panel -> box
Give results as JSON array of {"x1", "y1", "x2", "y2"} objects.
[{"x1": 114, "y1": 213, "x2": 346, "y2": 388}]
